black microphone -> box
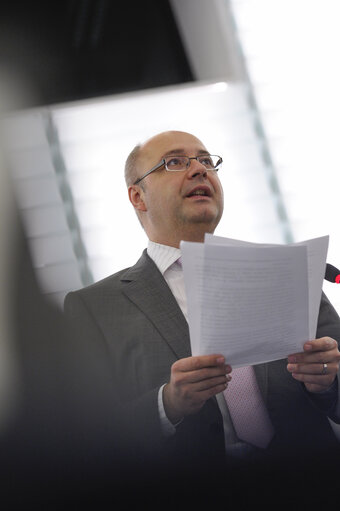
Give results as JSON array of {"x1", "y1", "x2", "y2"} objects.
[{"x1": 325, "y1": 263, "x2": 340, "y2": 283}]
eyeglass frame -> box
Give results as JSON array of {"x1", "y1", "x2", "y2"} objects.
[{"x1": 133, "y1": 154, "x2": 223, "y2": 185}]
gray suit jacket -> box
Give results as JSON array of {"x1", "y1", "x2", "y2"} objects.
[{"x1": 64, "y1": 249, "x2": 340, "y2": 466}]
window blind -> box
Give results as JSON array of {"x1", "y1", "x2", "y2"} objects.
[{"x1": 229, "y1": 0, "x2": 340, "y2": 315}]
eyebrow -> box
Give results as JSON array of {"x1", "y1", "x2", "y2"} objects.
[{"x1": 162, "y1": 148, "x2": 210, "y2": 158}]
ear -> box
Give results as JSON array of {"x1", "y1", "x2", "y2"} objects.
[{"x1": 128, "y1": 185, "x2": 147, "y2": 212}]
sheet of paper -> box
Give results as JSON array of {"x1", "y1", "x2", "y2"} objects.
[
  {"x1": 180, "y1": 242, "x2": 205, "y2": 356},
  {"x1": 181, "y1": 239, "x2": 312, "y2": 368},
  {"x1": 205, "y1": 233, "x2": 329, "y2": 338}
]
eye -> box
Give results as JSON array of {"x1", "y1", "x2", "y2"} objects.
[
  {"x1": 166, "y1": 156, "x2": 186, "y2": 170},
  {"x1": 199, "y1": 156, "x2": 214, "y2": 168}
]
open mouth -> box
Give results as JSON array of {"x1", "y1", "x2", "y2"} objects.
[{"x1": 186, "y1": 187, "x2": 212, "y2": 198}]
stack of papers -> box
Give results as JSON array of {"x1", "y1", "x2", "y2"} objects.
[{"x1": 180, "y1": 235, "x2": 329, "y2": 368}]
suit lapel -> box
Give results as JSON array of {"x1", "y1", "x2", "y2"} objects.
[
  {"x1": 121, "y1": 250, "x2": 191, "y2": 360},
  {"x1": 254, "y1": 363, "x2": 268, "y2": 402}
]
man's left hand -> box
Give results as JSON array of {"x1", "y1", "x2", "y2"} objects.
[{"x1": 287, "y1": 337, "x2": 340, "y2": 393}]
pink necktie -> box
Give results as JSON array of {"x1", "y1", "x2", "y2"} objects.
[{"x1": 223, "y1": 366, "x2": 274, "y2": 448}]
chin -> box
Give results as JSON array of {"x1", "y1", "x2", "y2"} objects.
[
  {"x1": 180, "y1": 204, "x2": 222, "y2": 230},
  {"x1": 192, "y1": 208, "x2": 221, "y2": 224},
  {"x1": 187, "y1": 216, "x2": 220, "y2": 233}
]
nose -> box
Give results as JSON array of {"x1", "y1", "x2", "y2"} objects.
[{"x1": 186, "y1": 158, "x2": 208, "y2": 179}]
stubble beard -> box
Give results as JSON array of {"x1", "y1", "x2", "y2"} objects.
[{"x1": 175, "y1": 203, "x2": 222, "y2": 239}]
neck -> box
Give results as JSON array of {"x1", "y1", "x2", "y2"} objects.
[{"x1": 148, "y1": 228, "x2": 214, "y2": 249}]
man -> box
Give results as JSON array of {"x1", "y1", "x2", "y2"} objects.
[{"x1": 64, "y1": 130, "x2": 340, "y2": 478}]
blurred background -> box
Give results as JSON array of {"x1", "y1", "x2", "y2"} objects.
[{"x1": 1, "y1": 0, "x2": 339, "y2": 313}]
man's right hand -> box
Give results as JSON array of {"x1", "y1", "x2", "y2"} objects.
[{"x1": 162, "y1": 354, "x2": 232, "y2": 424}]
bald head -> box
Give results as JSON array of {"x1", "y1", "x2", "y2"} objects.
[
  {"x1": 124, "y1": 144, "x2": 142, "y2": 187},
  {"x1": 124, "y1": 131, "x2": 206, "y2": 187}
]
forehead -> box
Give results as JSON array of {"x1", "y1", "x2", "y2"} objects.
[{"x1": 140, "y1": 131, "x2": 208, "y2": 167}]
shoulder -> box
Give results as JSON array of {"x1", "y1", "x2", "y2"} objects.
[
  {"x1": 65, "y1": 249, "x2": 157, "y2": 302},
  {"x1": 72, "y1": 267, "x2": 130, "y2": 296}
]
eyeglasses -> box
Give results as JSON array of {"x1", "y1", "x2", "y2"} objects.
[{"x1": 133, "y1": 154, "x2": 223, "y2": 185}]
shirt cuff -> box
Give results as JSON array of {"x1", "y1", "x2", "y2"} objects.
[{"x1": 157, "y1": 384, "x2": 183, "y2": 437}]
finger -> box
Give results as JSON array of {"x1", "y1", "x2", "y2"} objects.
[
  {"x1": 195, "y1": 380, "x2": 231, "y2": 402},
  {"x1": 179, "y1": 365, "x2": 231, "y2": 384},
  {"x1": 175, "y1": 354, "x2": 230, "y2": 372},
  {"x1": 288, "y1": 348, "x2": 340, "y2": 366},
  {"x1": 193, "y1": 374, "x2": 232, "y2": 392},
  {"x1": 287, "y1": 362, "x2": 338, "y2": 376},
  {"x1": 288, "y1": 337, "x2": 337, "y2": 361},
  {"x1": 288, "y1": 351, "x2": 339, "y2": 365},
  {"x1": 303, "y1": 337, "x2": 337, "y2": 353}
]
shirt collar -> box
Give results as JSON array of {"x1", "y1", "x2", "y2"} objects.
[{"x1": 147, "y1": 241, "x2": 181, "y2": 275}]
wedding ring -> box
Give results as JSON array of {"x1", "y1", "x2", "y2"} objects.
[{"x1": 322, "y1": 363, "x2": 328, "y2": 375}]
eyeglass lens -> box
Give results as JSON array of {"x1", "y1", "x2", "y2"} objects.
[{"x1": 165, "y1": 155, "x2": 220, "y2": 171}]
